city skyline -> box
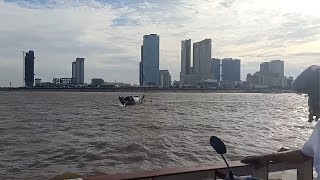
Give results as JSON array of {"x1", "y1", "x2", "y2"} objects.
[{"x1": 0, "y1": 0, "x2": 320, "y2": 87}]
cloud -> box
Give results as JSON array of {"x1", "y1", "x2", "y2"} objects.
[
  {"x1": 0, "y1": 0, "x2": 320, "y2": 86},
  {"x1": 292, "y1": 53, "x2": 320, "y2": 57},
  {"x1": 112, "y1": 16, "x2": 139, "y2": 27},
  {"x1": 292, "y1": 52, "x2": 320, "y2": 60},
  {"x1": 220, "y1": 0, "x2": 236, "y2": 8}
]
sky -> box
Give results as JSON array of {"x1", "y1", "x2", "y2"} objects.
[{"x1": 0, "y1": 0, "x2": 320, "y2": 87}]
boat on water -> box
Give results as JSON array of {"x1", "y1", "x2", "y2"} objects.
[{"x1": 119, "y1": 95, "x2": 145, "y2": 106}]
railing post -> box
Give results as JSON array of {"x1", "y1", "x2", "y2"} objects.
[
  {"x1": 297, "y1": 160, "x2": 313, "y2": 180},
  {"x1": 252, "y1": 164, "x2": 268, "y2": 180}
]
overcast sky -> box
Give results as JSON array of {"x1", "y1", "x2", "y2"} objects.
[{"x1": 0, "y1": 0, "x2": 320, "y2": 87}]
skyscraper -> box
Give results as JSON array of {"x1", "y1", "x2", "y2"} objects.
[
  {"x1": 193, "y1": 39, "x2": 212, "y2": 80},
  {"x1": 180, "y1": 39, "x2": 192, "y2": 85},
  {"x1": 142, "y1": 34, "x2": 160, "y2": 86},
  {"x1": 193, "y1": 42, "x2": 200, "y2": 75},
  {"x1": 268, "y1": 60, "x2": 284, "y2": 77},
  {"x1": 181, "y1": 39, "x2": 191, "y2": 76},
  {"x1": 247, "y1": 60, "x2": 286, "y2": 88},
  {"x1": 24, "y1": 50, "x2": 35, "y2": 87},
  {"x1": 73, "y1": 58, "x2": 85, "y2": 85},
  {"x1": 260, "y1": 62, "x2": 269, "y2": 73},
  {"x1": 211, "y1": 58, "x2": 221, "y2": 81},
  {"x1": 139, "y1": 62, "x2": 143, "y2": 86},
  {"x1": 222, "y1": 58, "x2": 241, "y2": 82},
  {"x1": 259, "y1": 60, "x2": 284, "y2": 77},
  {"x1": 139, "y1": 45, "x2": 143, "y2": 86},
  {"x1": 72, "y1": 61, "x2": 77, "y2": 84}
]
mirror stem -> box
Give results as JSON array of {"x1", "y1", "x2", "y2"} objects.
[{"x1": 221, "y1": 154, "x2": 234, "y2": 180}]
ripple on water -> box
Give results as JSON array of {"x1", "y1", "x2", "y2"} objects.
[{"x1": 0, "y1": 92, "x2": 314, "y2": 179}]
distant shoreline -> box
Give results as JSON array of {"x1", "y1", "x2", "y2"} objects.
[{"x1": 0, "y1": 87, "x2": 294, "y2": 93}]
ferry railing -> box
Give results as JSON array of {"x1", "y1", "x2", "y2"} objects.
[{"x1": 84, "y1": 159, "x2": 313, "y2": 180}]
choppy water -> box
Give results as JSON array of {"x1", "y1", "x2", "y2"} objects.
[{"x1": 0, "y1": 92, "x2": 315, "y2": 179}]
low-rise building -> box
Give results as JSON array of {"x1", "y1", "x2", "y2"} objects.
[
  {"x1": 91, "y1": 78, "x2": 104, "y2": 87},
  {"x1": 104, "y1": 82, "x2": 131, "y2": 88},
  {"x1": 172, "y1": 80, "x2": 180, "y2": 88},
  {"x1": 39, "y1": 82, "x2": 54, "y2": 88},
  {"x1": 35, "y1": 78, "x2": 41, "y2": 87},
  {"x1": 197, "y1": 79, "x2": 220, "y2": 88}
]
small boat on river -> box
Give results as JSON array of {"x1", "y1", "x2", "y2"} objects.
[{"x1": 119, "y1": 95, "x2": 145, "y2": 106}]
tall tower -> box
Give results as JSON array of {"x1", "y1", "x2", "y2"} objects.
[
  {"x1": 139, "y1": 45, "x2": 144, "y2": 86},
  {"x1": 24, "y1": 50, "x2": 35, "y2": 88},
  {"x1": 269, "y1": 60, "x2": 284, "y2": 77},
  {"x1": 211, "y1": 58, "x2": 221, "y2": 81},
  {"x1": 181, "y1": 39, "x2": 191, "y2": 76},
  {"x1": 259, "y1": 60, "x2": 284, "y2": 77},
  {"x1": 193, "y1": 39, "x2": 212, "y2": 80},
  {"x1": 72, "y1": 61, "x2": 77, "y2": 84},
  {"x1": 142, "y1": 34, "x2": 160, "y2": 86},
  {"x1": 222, "y1": 58, "x2": 241, "y2": 82},
  {"x1": 76, "y1": 58, "x2": 85, "y2": 85}
]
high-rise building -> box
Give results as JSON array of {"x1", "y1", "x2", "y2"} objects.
[
  {"x1": 181, "y1": 39, "x2": 191, "y2": 75},
  {"x1": 193, "y1": 42, "x2": 200, "y2": 75},
  {"x1": 260, "y1": 62, "x2": 269, "y2": 73},
  {"x1": 221, "y1": 58, "x2": 241, "y2": 82},
  {"x1": 139, "y1": 62, "x2": 143, "y2": 86},
  {"x1": 139, "y1": 45, "x2": 144, "y2": 86},
  {"x1": 193, "y1": 39, "x2": 212, "y2": 80},
  {"x1": 211, "y1": 58, "x2": 221, "y2": 81},
  {"x1": 75, "y1": 58, "x2": 85, "y2": 85},
  {"x1": 259, "y1": 60, "x2": 284, "y2": 77},
  {"x1": 247, "y1": 60, "x2": 286, "y2": 88},
  {"x1": 180, "y1": 39, "x2": 192, "y2": 85},
  {"x1": 268, "y1": 60, "x2": 284, "y2": 77},
  {"x1": 72, "y1": 61, "x2": 77, "y2": 84},
  {"x1": 142, "y1": 34, "x2": 160, "y2": 86},
  {"x1": 159, "y1": 70, "x2": 171, "y2": 88},
  {"x1": 24, "y1": 50, "x2": 35, "y2": 87}
]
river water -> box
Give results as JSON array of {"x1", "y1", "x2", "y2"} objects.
[{"x1": 0, "y1": 92, "x2": 316, "y2": 179}]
